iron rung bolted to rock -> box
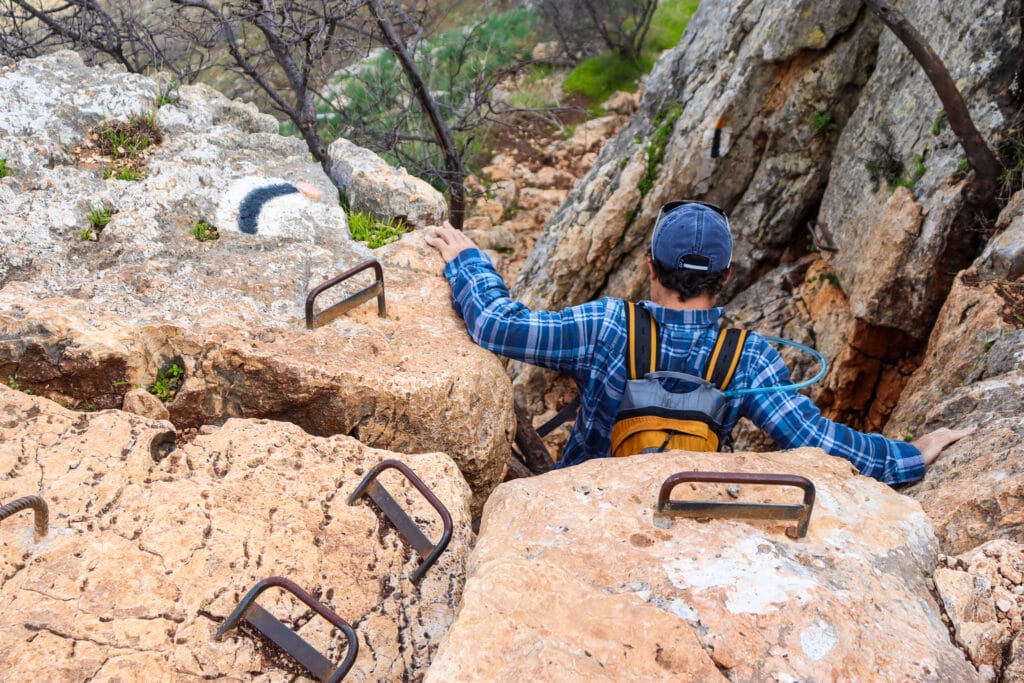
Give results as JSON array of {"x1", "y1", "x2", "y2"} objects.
[
  {"x1": 655, "y1": 471, "x2": 815, "y2": 539},
  {"x1": 348, "y1": 459, "x2": 453, "y2": 583},
  {"x1": 215, "y1": 576, "x2": 358, "y2": 683},
  {"x1": 305, "y1": 259, "x2": 386, "y2": 329},
  {"x1": 0, "y1": 495, "x2": 49, "y2": 538}
]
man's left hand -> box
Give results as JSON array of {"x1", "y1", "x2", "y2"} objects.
[
  {"x1": 425, "y1": 222, "x2": 477, "y2": 263},
  {"x1": 912, "y1": 427, "x2": 976, "y2": 467}
]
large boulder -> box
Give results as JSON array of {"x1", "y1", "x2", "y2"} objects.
[
  {"x1": 817, "y1": 0, "x2": 1022, "y2": 338},
  {"x1": 507, "y1": 0, "x2": 880, "y2": 402},
  {"x1": 328, "y1": 137, "x2": 447, "y2": 228},
  {"x1": 0, "y1": 386, "x2": 474, "y2": 680},
  {"x1": 0, "y1": 52, "x2": 513, "y2": 510},
  {"x1": 426, "y1": 449, "x2": 978, "y2": 681}
]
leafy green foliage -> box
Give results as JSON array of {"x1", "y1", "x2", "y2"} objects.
[
  {"x1": 810, "y1": 111, "x2": 838, "y2": 136},
  {"x1": 637, "y1": 103, "x2": 684, "y2": 196},
  {"x1": 191, "y1": 220, "x2": 219, "y2": 242},
  {"x1": 306, "y1": 8, "x2": 537, "y2": 184},
  {"x1": 563, "y1": 52, "x2": 651, "y2": 108},
  {"x1": 0, "y1": 158, "x2": 8, "y2": 178},
  {"x1": 563, "y1": 0, "x2": 698, "y2": 108},
  {"x1": 7, "y1": 376, "x2": 30, "y2": 394},
  {"x1": 349, "y1": 212, "x2": 406, "y2": 249},
  {"x1": 148, "y1": 363, "x2": 184, "y2": 402},
  {"x1": 646, "y1": 0, "x2": 701, "y2": 52}
]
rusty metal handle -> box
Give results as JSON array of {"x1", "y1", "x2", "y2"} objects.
[
  {"x1": 215, "y1": 576, "x2": 358, "y2": 683},
  {"x1": 657, "y1": 471, "x2": 815, "y2": 539},
  {"x1": 0, "y1": 495, "x2": 49, "y2": 538},
  {"x1": 305, "y1": 260, "x2": 386, "y2": 328},
  {"x1": 348, "y1": 459, "x2": 453, "y2": 583}
]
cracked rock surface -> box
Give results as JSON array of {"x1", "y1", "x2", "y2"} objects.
[
  {"x1": 0, "y1": 51, "x2": 514, "y2": 513},
  {"x1": 426, "y1": 448, "x2": 978, "y2": 681},
  {"x1": 0, "y1": 386, "x2": 473, "y2": 680}
]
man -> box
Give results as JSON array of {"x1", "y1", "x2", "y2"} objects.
[{"x1": 425, "y1": 201, "x2": 972, "y2": 485}]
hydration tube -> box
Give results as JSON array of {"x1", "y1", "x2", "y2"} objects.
[{"x1": 722, "y1": 335, "x2": 828, "y2": 398}]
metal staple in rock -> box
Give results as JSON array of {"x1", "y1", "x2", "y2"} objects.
[{"x1": 0, "y1": 495, "x2": 49, "y2": 538}]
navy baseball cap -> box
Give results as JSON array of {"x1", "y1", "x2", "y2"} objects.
[{"x1": 650, "y1": 200, "x2": 732, "y2": 272}]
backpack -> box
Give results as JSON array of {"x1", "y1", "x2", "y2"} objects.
[{"x1": 610, "y1": 301, "x2": 749, "y2": 456}]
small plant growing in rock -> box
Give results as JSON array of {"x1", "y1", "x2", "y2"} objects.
[
  {"x1": 156, "y1": 79, "x2": 180, "y2": 107},
  {"x1": 810, "y1": 111, "x2": 838, "y2": 137},
  {"x1": 191, "y1": 220, "x2": 219, "y2": 242},
  {"x1": 0, "y1": 158, "x2": 8, "y2": 178},
  {"x1": 349, "y1": 211, "x2": 406, "y2": 248},
  {"x1": 82, "y1": 203, "x2": 113, "y2": 241},
  {"x1": 104, "y1": 166, "x2": 142, "y2": 181},
  {"x1": 7, "y1": 376, "x2": 30, "y2": 394},
  {"x1": 148, "y1": 363, "x2": 184, "y2": 402}
]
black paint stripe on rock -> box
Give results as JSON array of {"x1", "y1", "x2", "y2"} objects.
[{"x1": 238, "y1": 183, "x2": 300, "y2": 234}]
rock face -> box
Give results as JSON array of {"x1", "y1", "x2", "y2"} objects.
[
  {"x1": 0, "y1": 51, "x2": 514, "y2": 509},
  {"x1": 328, "y1": 137, "x2": 447, "y2": 228},
  {"x1": 427, "y1": 449, "x2": 978, "y2": 681},
  {"x1": 818, "y1": 0, "x2": 1021, "y2": 339},
  {"x1": 934, "y1": 541, "x2": 1024, "y2": 681},
  {"x1": 0, "y1": 386, "x2": 474, "y2": 680},
  {"x1": 513, "y1": 0, "x2": 876, "y2": 312},
  {"x1": 507, "y1": 0, "x2": 879, "y2": 400}
]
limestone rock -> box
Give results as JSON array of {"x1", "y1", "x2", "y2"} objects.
[
  {"x1": 427, "y1": 449, "x2": 978, "y2": 681},
  {"x1": 0, "y1": 387, "x2": 474, "y2": 680},
  {"x1": 818, "y1": 0, "x2": 1022, "y2": 338},
  {"x1": 935, "y1": 541, "x2": 1024, "y2": 675},
  {"x1": 0, "y1": 54, "x2": 514, "y2": 511},
  {"x1": 888, "y1": 273, "x2": 1024, "y2": 553},
  {"x1": 978, "y1": 191, "x2": 1024, "y2": 281},
  {"x1": 327, "y1": 137, "x2": 447, "y2": 228},
  {"x1": 122, "y1": 388, "x2": 170, "y2": 421}
]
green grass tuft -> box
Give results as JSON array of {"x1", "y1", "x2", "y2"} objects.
[
  {"x1": 87, "y1": 204, "x2": 113, "y2": 229},
  {"x1": 349, "y1": 211, "x2": 406, "y2": 248},
  {"x1": 0, "y1": 158, "x2": 8, "y2": 178}
]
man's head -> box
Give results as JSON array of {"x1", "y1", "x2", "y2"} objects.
[{"x1": 648, "y1": 200, "x2": 732, "y2": 303}]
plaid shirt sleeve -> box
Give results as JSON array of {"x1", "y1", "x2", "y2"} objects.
[
  {"x1": 738, "y1": 336, "x2": 925, "y2": 485},
  {"x1": 443, "y1": 249, "x2": 606, "y2": 375}
]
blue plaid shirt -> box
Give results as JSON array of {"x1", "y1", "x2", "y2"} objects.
[{"x1": 444, "y1": 249, "x2": 925, "y2": 485}]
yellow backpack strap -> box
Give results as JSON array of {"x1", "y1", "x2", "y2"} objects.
[
  {"x1": 625, "y1": 302, "x2": 659, "y2": 379},
  {"x1": 704, "y1": 328, "x2": 749, "y2": 390}
]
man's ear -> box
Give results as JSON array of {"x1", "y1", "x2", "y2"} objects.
[
  {"x1": 722, "y1": 266, "x2": 734, "y2": 285},
  {"x1": 647, "y1": 253, "x2": 659, "y2": 282}
]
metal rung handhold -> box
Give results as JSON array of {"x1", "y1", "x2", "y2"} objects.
[
  {"x1": 305, "y1": 260, "x2": 386, "y2": 328},
  {"x1": 0, "y1": 495, "x2": 49, "y2": 538},
  {"x1": 348, "y1": 459, "x2": 453, "y2": 583},
  {"x1": 215, "y1": 576, "x2": 358, "y2": 683},
  {"x1": 656, "y1": 471, "x2": 815, "y2": 539}
]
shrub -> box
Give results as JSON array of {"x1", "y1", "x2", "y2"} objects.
[{"x1": 191, "y1": 220, "x2": 219, "y2": 242}]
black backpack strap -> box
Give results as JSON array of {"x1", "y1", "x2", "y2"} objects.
[
  {"x1": 704, "y1": 328, "x2": 749, "y2": 390},
  {"x1": 625, "y1": 301, "x2": 660, "y2": 379}
]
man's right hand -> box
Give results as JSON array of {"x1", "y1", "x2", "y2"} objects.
[{"x1": 425, "y1": 222, "x2": 477, "y2": 263}]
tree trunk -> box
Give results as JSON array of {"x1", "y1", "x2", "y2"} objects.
[
  {"x1": 368, "y1": 0, "x2": 466, "y2": 229},
  {"x1": 862, "y1": 0, "x2": 1001, "y2": 209}
]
